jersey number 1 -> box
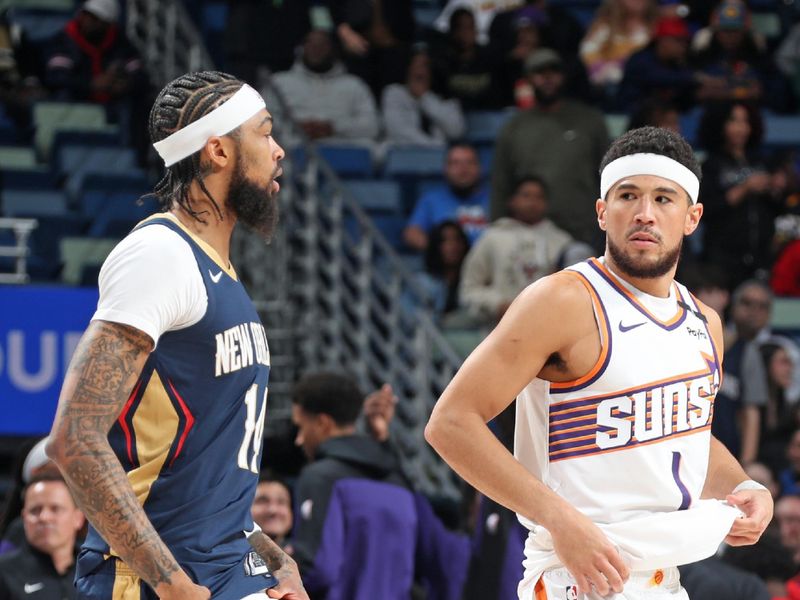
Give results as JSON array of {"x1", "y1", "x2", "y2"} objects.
[{"x1": 238, "y1": 383, "x2": 267, "y2": 473}]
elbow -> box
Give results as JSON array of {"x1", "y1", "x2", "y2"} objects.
[
  {"x1": 45, "y1": 433, "x2": 66, "y2": 466},
  {"x1": 424, "y1": 405, "x2": 452, "y2": 454}
]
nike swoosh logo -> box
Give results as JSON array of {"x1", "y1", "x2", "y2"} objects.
[
  {"x1": 618, "y1": 321, "x2": 646, "y2": 332},
  {"x1": 209, "y1": 270, "x2": 223, "y2": 283},
  {"x1": 24, "y1": 583, "x2": 44, "y2": 594}
]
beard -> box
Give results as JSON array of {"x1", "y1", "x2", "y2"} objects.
[
  {"x1": 607, "y1": 228, "x2": 682, "y2": 279},
  {"x1": 228, "y1": 159, "x2": 280, "y2": 242}
]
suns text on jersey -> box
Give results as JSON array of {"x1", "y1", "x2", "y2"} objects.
[
  {"x1": 214, "y1": 322, "x2": 270, "y2": 376},
  {"x1": 595, "y1": 370, "x2": 719, "y2": 450}
]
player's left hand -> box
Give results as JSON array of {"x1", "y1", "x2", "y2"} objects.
[
  {"x1": 266, "y1": 562, "x2": 308, "y2": 600},
  {"x1": 725, "y1": 489, "x2": 773, "y2": 546}
]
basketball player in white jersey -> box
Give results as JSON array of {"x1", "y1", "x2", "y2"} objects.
[{"x1": 426, "y1": 127, "x2": 773, "y2": 600}]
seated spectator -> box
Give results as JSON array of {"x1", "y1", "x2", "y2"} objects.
[
  {"x1": 579, "y1": 0, "x2": 658, "y2": 92},
  {"x1": 434, "y1": 0, "x2": 525, "y2": 45},
  {"x1": 251, "y1": 474, "x2": 293, "y2": 551},
  {"x1": 698, "y1": 101, "x2": 780, "y2": 285},
  {"x1": 745, "y1": 462, "x2": 781, "y2": 498},
  {"x1": 0, "y1": 473, "x2": 85, "y2": 600},
  {"x1": 692, "y1": 0, "x2": 793, "y2": 112},
  {"x1": 618, "y1": 17, "x2": 726, "y2": 112},
  {"x1": 489, "y1": 48, "x2": 609, "y2": 247},
  {"x1": 776, "y1": 23, "x2": 800, "y2": 100},
  {"x1": 270, "y1": 29, "x2": 379, "y2": 147},
  {"x1": 775, "y1": 494, "x2": 800, "y2": 564},
  {"x1": 289, "y1": 372, "x2": 417, "y2": 599},
  {"x1": 44, "y1": 0, "x2": 145, "y2": 104},
  {"x1": 403, "y1": 142, "x2": 489, "y2": 251},
  {"x1": 678, "y1": 262, "x2": 731, "y2": 318},
  {"x1": 780, "y1": 430, "x2": 800, "y2": 496},
  {"x1": 772, "y1": 215, "x2": 800, "y2": 296},
  {"x1": 758, "y1": 342, "x2": 800, "y2": 473},
  {"x1": 330, "y1": 0, "x2": 414, "y2": 97},
  {"x1": 382, "y1": 46, "x2": 466, "y2": 146},
  {"x1": 460, "y1": 176, "x2": 572, "y2": 324},
  {"x1": 679, "y1": 557, "x2": 771, "y2": 600},
  {"x1": 430, "y1": 8, "x2": 501, "y2": 110},
  {"x1": 416, "y1": 221, "x2": 470, "y2": 319},
  {"x1": 627, "y1": 97, "x2": 682, "y2": 132},
  {"x1": 0, "y1": 11, "x2": 47, "y2": 135}
]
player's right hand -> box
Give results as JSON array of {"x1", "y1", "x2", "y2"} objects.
[
  {"x1": 549, "y1": 507, "x2": 630, "y2": 597},
  {"x1": 156, "y1": 579, "x2": 210, "y2": 600}
]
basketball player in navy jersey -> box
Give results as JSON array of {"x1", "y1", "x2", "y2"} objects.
[
  {"x1": 426, "y1": 127, "x2": 773, "y2": 600},
  {"x1": 46, "y1": 72, "x2": 308, "y2": 600}
]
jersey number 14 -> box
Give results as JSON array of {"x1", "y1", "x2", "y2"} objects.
[{"x1": 238, "y1": 383, "x2": 268, "y2": 473}]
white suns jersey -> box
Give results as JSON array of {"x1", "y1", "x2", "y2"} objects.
[{"x1": 515, "y1": 258, "x2": 721, "y2": 530}]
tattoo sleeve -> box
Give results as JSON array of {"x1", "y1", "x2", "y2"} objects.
[
  {"x1": 48, "y1": 320, "x2": 182, "y2": 590},
  {"x1": 247, "y1": 530, "x2": 293, "y2": 574}
]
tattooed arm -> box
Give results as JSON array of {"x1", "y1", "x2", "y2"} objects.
[
  {"x1": 46, "y1": 321, "x2": 209, "y2": 600},
  {"x1": 248, "y1": 530, "x2": 308, "y2": 600}
]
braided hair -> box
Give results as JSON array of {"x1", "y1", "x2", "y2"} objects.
[{"x1": 148, "y1": 71, "x2": 245, "y2": 222}]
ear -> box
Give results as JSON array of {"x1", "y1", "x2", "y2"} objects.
[
  {"x1": 317, "y1": 413, "x2": 337, "y2": 434},
  {"x1": 684, "y1": 202, "x2": 703, "y2": 235},
  {"x1": 203, "y1": 135, "x2": 234, "y2": 169},
  {"x1": 596, "y1": 198, "x2": 607, "y2": 231}
]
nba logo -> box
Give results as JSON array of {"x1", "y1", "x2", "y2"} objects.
[{"x1": 566, "y1": 585, "x2": 579, "y2": 600}]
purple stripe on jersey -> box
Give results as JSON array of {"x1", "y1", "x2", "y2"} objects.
[
  {"x1": 549, "y1": 405, "x2": 598, "y2": 421},
  {"x1": 548, "y1": 416, "x2": 597, "y2": 434},
  {"x1": 588, "y1": 260, "x2": 688, "y2": 331},
  {"x1": 548, "y1": 435, "x2": 597, "y2": 451},
  {"x1": 672, "y1": 451, "x2": 692, "y2": 510}
]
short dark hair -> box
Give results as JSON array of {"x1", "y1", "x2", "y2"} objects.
[
  {"x1": 291, "y1": 372, "x2": 364, "y2": 427},
  {"x1": 511, "y1": 175, "x2": 549, "y2": 199},
  {"x1": 22, "y1": 472, "x2": 73, "y2": 505},
  {"x1": 599, "y1": 127, "x2": 701, "y2": 187},
  {"x1": 446, "y1": 140, "x2": 478, "y2": 158},
  {"x1": 698, "y1": 101, "x2": 764, "y2": 154},
  {"x1": 148, "y1": 70, "x2": 246, "y2": 223},
  {"x1": 732, "y1": 278, "x2": 773, "y2": 306}
]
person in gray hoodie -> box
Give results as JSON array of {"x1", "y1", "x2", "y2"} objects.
[
  {"x1": 269, "y1": 29, "x2": 380, "y2": 146},
  {"x1": 460, "y1": 176, "x2": 575, "y2": 323}
]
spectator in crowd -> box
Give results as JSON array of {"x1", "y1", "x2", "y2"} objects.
[
  {"x1": 772, "y1": 214, "x2": 800, "y2": 296},
  {"x1": 270, "y1": 29, "x2": 379, "y2": 147},
  {"x1": 698, "y1": 101, "x2": 779, "y2": 285},
  {"x1": 382, "y1": 46, "x2": 466, "y2": 146},
  {"x1": 460, "y1": 176, "x2": 572, "y2": 324},
  {"x1": 627, "y1": 97, "x2": 682, "y2": 132},
  {"x1": 434, "y1": 0, "x2": 524, "y2": 45},
  {"x1": 329, "y1": 0, "x2": 415, "y2": 97},
  {"x1": 0, "y1": 473, "x2": 85, "y2": 600},
  {"x1": 579, "y1": 0, "x2": 658, "y2": 92},
  {"x1": 416, "y1": 221, "x2": 471, "y2": 320},
  {"x1": 0, "y1": 11, "x2": 47, "y2": 135},
  {"x1": 745, "y1": 462, "x2": 781, "y2": 498},
  {"x1": 679, "y1": 556, "x2": 771, "y2": 600},
  {"x1": 780, "y1": 430, "x2": 800, "y2": 496},
  {"x1": 758, "y1": 342, "x2": 800, "y2": 473},
  {"x1": 712, "y1": 280, "x2": 771, "y2": 463},
  {"x1": 45, "y1": 0, "x2": 146, "y2": 104},
  {"x1": 490, "y1": 48, "x2": 609, "y2": 248},
  {"x1": 678, "y1": 262, "x2": 731, "y2": 318},
  {"x1": 775, "y1": 493, "x2": 800, "y2": 564},
  {"x1": 289, "y1": 372, "x2": 417, "y2": 599},
  {"x1": 404, "y1": 142, "x2": 489, "y2": 250},
  {"x1": 618, "y1": 16, "x2": 726, "y2": 111},
  {"x1": 692, "y1": 0, "x2": 793, "y2": 112},
  {"x1": 223, "y1": 0, "x2": 311, "y2": 84},
  {"x1": 251, "y1": 474, "x2": 293, "y2": 552},
  {"x1": 430, "y1": 8, "x2": 501, "y2": 110},
  {"x1": 0, "y1": 438, "x2": 60, "y2": 556}
]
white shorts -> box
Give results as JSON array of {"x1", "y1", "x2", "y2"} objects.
[
  {"x1": 533, "y1": 567, "x2": 690, "y2": 600},
  {"x1": 240, "y1": 592, "x2": 267, "y2": 599}
]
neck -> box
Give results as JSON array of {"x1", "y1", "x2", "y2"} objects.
[
  {"x1": 172, "y1": 182, "x2": 236, "y2": 267},
  {"x1": 603, "y1": 252, "x2": 675, "y2": 297},
  {"x1": 49, "y1": 545, "x2": 74, "y2": 575}
]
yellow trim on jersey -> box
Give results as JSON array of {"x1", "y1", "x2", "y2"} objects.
[
  {"x1": 128, "y1": 370, "x2": 180, "y2": 505},
  {"x1": 138, "y1": 212, "x2": 238, "y2": 280},
  {"x1": 112, "y1": 559, "x2": 141, "y2": 600}
]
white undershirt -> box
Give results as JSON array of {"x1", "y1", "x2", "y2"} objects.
[{"x1": 92, "y1": 223, "x2": 208, "y2": 347}]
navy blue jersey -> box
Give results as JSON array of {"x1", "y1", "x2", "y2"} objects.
[{"x1": 77, "y1": 216, "x2": 277, "y2": 599}]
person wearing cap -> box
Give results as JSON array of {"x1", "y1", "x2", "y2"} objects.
[
  {"x1": 427, "y1": 126, "x2": 773, "y2": 599},
  {"x1": 490, "y1": 47, "x2": 609, "y2": 249},
  {"x1": 44, "y1": 0, "x2": 146, "y2": 105},
  {"x1": 692, "y1": 0, "x2": 793, "y2": 112},
  {"x1": 617, "y1": 17, "x2": 726, "y2": 112},
  {"x1": 46, "y1": 71, "x2": 308, "y2": 600}
]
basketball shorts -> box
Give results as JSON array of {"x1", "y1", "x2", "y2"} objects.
[{"x1": 532, "y1": 566, "x2": 689, "y2": 600}]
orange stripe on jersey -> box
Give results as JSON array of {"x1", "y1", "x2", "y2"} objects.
[
  {"x1": 128, "y1": 371, "x2": 179, "y2": 506},
  {"x1": 534, "y1": 577, "x2": 549, "y2": 600},
  {"x1": 550, "y1": 271, "x2": 610, "y2": 391},
  {"x1": 589, "y1": 258, "x2": 685, "y2": 327}
]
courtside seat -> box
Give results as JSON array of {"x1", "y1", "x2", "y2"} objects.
[
  {"x1": 2, "y1": 189, "x2": 69, "y2": 218},
  {"x1": 318, "y1": 144, "x2": 374, "y2": 178},
  {"x1": 59, "y1": 236, "x2": 118, "y2": 285},
  {"x1": 343, "y1": 179, "x2": 403, "y2": 214},
  {"x1": 33, "y1": 101, "x2": 116, "y2": 159},
  {"x1": 764, "y1": 114, "x2": 800, "y2": 149},
  {"x1": 464, "y1": 110, "x2": 516, "y2": 144},
  {"x1": 383, "y1": 144, "x2": 447, "y2": 178}
]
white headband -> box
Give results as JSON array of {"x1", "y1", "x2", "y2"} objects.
[
  {"x1": 600, "y1": 153, "x2": 700, "y2": 204},
  {"x1": 153, "y1": 84, "x2": 266, "y2": 167}
]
